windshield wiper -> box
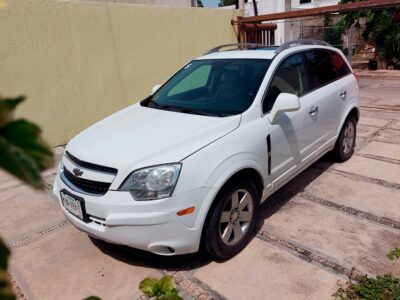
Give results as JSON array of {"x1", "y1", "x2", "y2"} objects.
[
  {"x1": 159, "y1": 105, "x2": 218, "y2": 117},
  {"x1": 175, "y1": 106, "x2": 219, "y2": 117},
  {"x1": 146, "y1": 98, "x2": 218, "y2": 117}
]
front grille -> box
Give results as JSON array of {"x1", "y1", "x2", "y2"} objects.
[
  {"x1": 62, "y1": 168, "x2": 111, "y2": 195},
  {"x1": 66, "y1": 151, "x2": 117, "y2": 175}
]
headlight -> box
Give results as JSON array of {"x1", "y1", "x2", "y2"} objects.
[{"x1": 119, "y1": 164, "x2": 182, "y2": 201}]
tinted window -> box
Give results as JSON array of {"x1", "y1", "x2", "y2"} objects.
[
  {"x1": 168, "y1": 65, "x2": 212, "y2": 96},
  {"x1": 304, "y1": 50, "x2": 351, "y2": 90},
  {"x1": 263, "y1": 54, "x2": 308, "y2": 113},
  {"x1": 147, "y1": 59, "x2": 271, "y2": 117}
]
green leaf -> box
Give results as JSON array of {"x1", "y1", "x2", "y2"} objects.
[
  {"x1": 82, "y1": 296, "x2": 102, "y2": 300},
  {"x1": 0, "y1": 120, "x2": 54, "y2": 170},
  {"x1": 0, "y1": 270, "x2": 16, "y2": 300},
  {"x1": 0, "y1": 239, "x2": 10, "y2": 271},
  {"x1": 0, "y1": 136, "x2": 44, "y2": 189},
  {"x1": 139, "y1": 277, "x2": 160, "y2": 297},
  {"x1": 160, "y1": 294, "x2": 183, "y2": 300},
  {"x1": 0, "y1": 238, "x2": 15, "y2": 300},
  {"x1": 0, "y1": 96, "x2": 25, "y2": 128},
  {"x1": 387, "y1": 248, "x2": 400, "y2": 260},
  {"x1": 158, "y1": 275, "x2": 176, "y2": 294}
]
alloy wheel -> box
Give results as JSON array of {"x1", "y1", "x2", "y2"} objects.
[
  {"x1": 219, "y1": 189, "x2": 254, "y2": 246},
  {"x1": 343, "y1": 121, "x2": 355, "y2": 154}
]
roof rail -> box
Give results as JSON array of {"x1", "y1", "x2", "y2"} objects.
[
  {"x1": 275, "y1": 39, "x2": 331, "y2": 54},
  {"x1": 203, "y1": 43, "x2": 278, "y2": 55}
]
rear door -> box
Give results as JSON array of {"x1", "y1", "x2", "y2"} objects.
[{"x1": 303, "y1": 49, "x2": 353, "y2": 149}]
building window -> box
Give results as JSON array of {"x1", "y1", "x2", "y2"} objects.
[{"x1": 300, "y1": 0, "x2": 312, "y2": 4}]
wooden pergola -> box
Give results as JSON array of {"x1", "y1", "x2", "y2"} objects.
[{"x1": 233, "y1": 0, "x2": 400, "y2": 44}]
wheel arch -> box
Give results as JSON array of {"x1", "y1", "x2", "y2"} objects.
[
  {"x1": 198, "y1": 166, "x2": 264, "y2": 251},
  {"x1": 337, "y1": 104, "x2": 360, "y2": 137}
]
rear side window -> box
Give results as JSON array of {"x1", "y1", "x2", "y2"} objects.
[
  {"x1": 304, "y1": 49, "x2": 351, "y2": 90},
  {"x1": 263, "y1": 54, "x2": 308, "y2": 113}
]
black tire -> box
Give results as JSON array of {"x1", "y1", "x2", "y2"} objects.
[
  {"x1": 203, "y1": 178, "x2": 259, "y2": 259},
  {"x1": 331, "y1": 116, "x2": 357, "y2": 162}
]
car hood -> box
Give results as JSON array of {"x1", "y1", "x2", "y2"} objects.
[{"x1": 66, "y1": 103, "x2": 241, "y2": 174}]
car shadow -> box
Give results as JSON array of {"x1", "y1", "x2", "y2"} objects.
[
  {"x1": 89, "y1": 155, "x2": 335, "y2": 271},
  {"x1": 90, "y1": 237, "x2": 213, "y2": 271},
  {"x1": 257, "y1": 154, "x2": 334, "y2": 226}
]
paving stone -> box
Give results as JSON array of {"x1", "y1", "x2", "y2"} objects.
[
  {"x1": 261, "y1": 197, "x2": 400, "y2": 275},
  {"x1": 357, "y1": 124, "x2": 379, "y2": 138},
  {"x1": 375, "y1": 129, "x2": 400, "y2": 145},
  {"x1": 0, "y1": 185, "x2": 65, "y2": 243},
  {"x1": 359, "y1": 141, "x2": 400, "y2": 161},
  {"x1": 0, "y1": 170, "x2": 21, "y2": 191},
  {"x1": 334, "y1": 156, "x2": 400, "y2": 185},
  {"x1": 355, "y1": 136, "x2": 366, "y2": 152},
  {"x1": 388, "y1": 120, "x2": 400, "y2": 130},
  {"x1": 358, "y1": 116, "x2": 390, "y2": 127},
  {"x1": 305, "y1": 172, "x2": 400, "y2": 222},
  {"x1": 10, "y1": 226, "x2": 161, "y2": 300},
  {"x1": 360, "y1": 108, "x2": 400, "y2": 120},
  {"x1": 194, "y1": 238, "x2": 341, "y2": 300}
]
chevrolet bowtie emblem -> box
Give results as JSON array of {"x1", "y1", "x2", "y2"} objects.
[{"x1": 72, "y1": 168, "x2": 83, "y2": 177}]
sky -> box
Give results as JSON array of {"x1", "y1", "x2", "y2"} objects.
[{"x1": 202, "y1": 0, "x2": 219, "y2": 7}]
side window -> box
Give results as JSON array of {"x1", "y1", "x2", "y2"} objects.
[
  {"x1": 168, "y1": 64, "x2": 212, "y2": 96},
  {"x1": 263, "y1": 54, "x2": 308, "y2": 114},
  {"x1": 329, "y1": 51, "x2": 351, "y2": 78},
  {"x1": 304, "y1": 50, "x2": 351, "y2": 91}
]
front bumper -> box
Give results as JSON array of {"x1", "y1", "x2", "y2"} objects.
[{"x1": 53, "y1": 173, "x2": 210, "y2": 255}]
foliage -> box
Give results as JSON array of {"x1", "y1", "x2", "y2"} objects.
[
  {"x1": 0, "y1": 95, "x2": 53, "y2": 300},
  {"x1": 82, "y1": 297, "x2": 102, "y2": 300},
  {"x1": 333, "y1": 274, "x2": 400, "y2": 300},
  {"x1": 218, "y1": 0, "x2": 236, "y2": 7},
  {"x1": 388, "y1": 248, "x2": 400, "y2": 261},
  {"x1": 333, "y1": 248, "x2": 400, "y2": 300},
  {"x1": 139, "y1": 275, "x2": 183, "y2": 300},
  {"x1": 0, "y1": 239, "x2": 15, "y2": 300},
  {"x1": 197, "y1": 0, "x2": 203, "y2": 7},
  {"x1": 337, "y1": 0, "x2": 400, "y2": 67},
  {"x1": 0, "y1": 96, "x2": 54, "y2": 189},
  {"x1": 324, "y1": 15, "x2": 345, "y2": 48}
]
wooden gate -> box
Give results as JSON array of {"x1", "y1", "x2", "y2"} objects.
[{"x1": 239, "y1": 21, "x2": 277, "y2": 45}]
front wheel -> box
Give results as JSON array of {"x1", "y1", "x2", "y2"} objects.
[
  {"x1": 331, "y1": 116, "x2": 357, "y2": 162},
  {"x1": 203, "y1": 179, "x2": 259, "y2": 259}
]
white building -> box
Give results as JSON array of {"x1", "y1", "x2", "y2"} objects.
[{"x1": 244, "y1": 0, "x2": 339, "y2": 44}]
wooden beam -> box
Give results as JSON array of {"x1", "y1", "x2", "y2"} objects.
[
  {"x1": 238, "y1": 0, "x2": 400, "y2": 23},
  {"x1": 241, "y1": 23, "x2": 278, "y2": 31}
]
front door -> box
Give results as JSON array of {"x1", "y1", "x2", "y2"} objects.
[{"x1": 262, "y1": 53, "x2": 322, "y2": 191}]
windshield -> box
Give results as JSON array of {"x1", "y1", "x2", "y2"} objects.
[{"x1": 142, "y1": 59, "x2": 271, "y2": 117}]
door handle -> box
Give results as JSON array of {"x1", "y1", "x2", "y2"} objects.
[
  {"x1": 309, "y1": 106, "x2": 319, "y2": 116},
  {"x1": 340, "y1": 90, "x2": 347, "y2": 100}
]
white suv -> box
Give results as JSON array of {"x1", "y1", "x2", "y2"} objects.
[{"x1": 53, "y1": 41, "x2": 359, "y2": 259}]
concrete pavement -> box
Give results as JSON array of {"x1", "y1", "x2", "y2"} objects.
[{"x1": 2, "y1": 77, "x2": 400, "y2": 300}]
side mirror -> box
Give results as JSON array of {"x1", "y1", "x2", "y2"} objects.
[
  {"x1": 151, "y1": 84, "x2": 162, "y2": 95},
  {"x1": 267, "y1": 93, "x2": 300, "y2": 124}
]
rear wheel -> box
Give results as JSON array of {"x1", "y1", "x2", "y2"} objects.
[
  {"x1": 332, "y1": 116, "x2": 357, "y2": 162},
  {"x1": 203, "y1": 179, "x2": 259, "y2": 259}
]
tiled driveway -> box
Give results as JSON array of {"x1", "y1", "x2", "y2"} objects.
[{"x1": 2, "y1": 76, "x2": 400, "y2": 300}]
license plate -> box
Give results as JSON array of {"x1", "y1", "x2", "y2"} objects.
[{"x1": 60, "y1": 190, "x2": 86, "y2": 221}]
